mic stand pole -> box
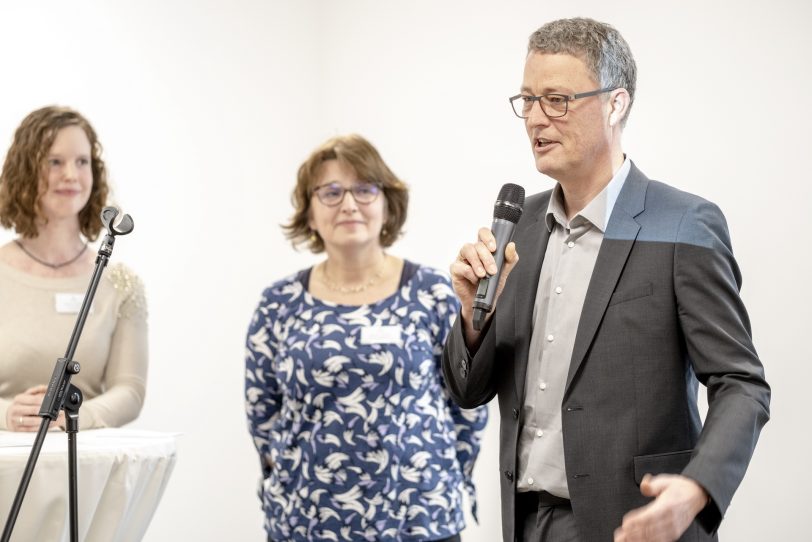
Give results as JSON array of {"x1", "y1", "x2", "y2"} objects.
[{"x1": 1, "y1": 207, "x2": 134, "y2": 542}]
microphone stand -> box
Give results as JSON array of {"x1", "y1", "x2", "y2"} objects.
[{"x1": 1, "y1": 207, "x2": 134, "y2": 542}]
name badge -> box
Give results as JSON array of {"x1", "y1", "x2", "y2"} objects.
[
  {"x1": 360, "y1": 325, "x2": 402, "y2": 345},
  {"x1": 55, "y1": 293, "x2": 87, "y2": 314}
]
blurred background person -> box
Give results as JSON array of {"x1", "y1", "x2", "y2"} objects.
[
  {"x1": 0, "y1": 106, "x2": 148, "y2": 431},
  {"x1": 245, "y1": 134, "x2": 488, "y2": 542}
]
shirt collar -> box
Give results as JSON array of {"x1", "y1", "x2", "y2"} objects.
[{"x1": 545, "y1": 156, "x2": 631, "y2": 233}]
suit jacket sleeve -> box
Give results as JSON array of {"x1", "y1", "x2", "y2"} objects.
[
  {"x1": 674, "y1": 200, "x2": 771, "y2": 532},
  {"x1": 442, "y1": 309, "x2": 501, "y2": 410}
]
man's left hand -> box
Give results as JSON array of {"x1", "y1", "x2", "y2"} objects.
[{"x1": 614, "y1": 474, "x2": 709, "y2": 542}]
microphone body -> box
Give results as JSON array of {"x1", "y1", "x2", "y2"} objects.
[{"x1": 472, "y1": 184, "x2": 525, "y2": 330}]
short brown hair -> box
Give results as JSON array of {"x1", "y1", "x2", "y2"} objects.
[
  {"x1": 0, "y1": 106, "x2": 109, "y2": 240},
  {"x1": 283, "y1": 134, "x2": 408, "y2": 253}
]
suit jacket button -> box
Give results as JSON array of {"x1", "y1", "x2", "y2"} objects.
[
  {"x1": 504, "y1": 470, "x2": 514, "y2": 482},
  {"x1": 512, "y1": 408, "x2": 519, "y2": 419},
  {"x1": 458, "y1": 359, "x2": 468, "y2": 378}
]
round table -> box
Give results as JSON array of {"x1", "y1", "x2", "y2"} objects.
[{"x1": 0, "y1": 428, "x2": 178, "y2": 542}]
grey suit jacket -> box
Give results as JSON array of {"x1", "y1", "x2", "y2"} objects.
[{"x1": 442, "y1": 163, "x2": 770, "y2": 542}]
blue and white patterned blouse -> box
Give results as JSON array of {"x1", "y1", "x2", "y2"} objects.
[{"x1": 245, "y1": 262, "x2": 488, "y2": 542}]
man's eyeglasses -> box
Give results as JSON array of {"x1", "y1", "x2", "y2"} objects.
[
  {"x1": 312, "y1": 182, "x2": 382, "y2": 207},
  {"x1": 509, "y1": 87, "x2": 617, "y2": 119}
]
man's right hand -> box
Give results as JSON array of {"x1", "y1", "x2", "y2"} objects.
[{"x1": 450, "y1": 227, "x2": 519, "y2": 349}]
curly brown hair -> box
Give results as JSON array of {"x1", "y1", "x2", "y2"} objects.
[
  {"x1": 0, "y1": 106, "x2": 109, "y2": 240},
  {"x1": 283, "y1": 134, "x2": 409, "y2": 253}
]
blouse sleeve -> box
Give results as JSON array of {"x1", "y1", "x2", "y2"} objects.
[
  {"x1": 245, "y1": 288, "x2": 284, "y2": 479},
  {"x1": 79, "y1": 265, "x2": 148, "y2": 430},
  {"x1": 432, "y1": 274, "x2": 488, "y2": 521}
]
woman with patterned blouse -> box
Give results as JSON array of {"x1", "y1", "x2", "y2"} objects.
[
  {"x1": 0, "y1": 106, "x2": 147, "y2": 432},
  {"x1": 245, "y1": 134, "x2": 487, "y2": 542}
]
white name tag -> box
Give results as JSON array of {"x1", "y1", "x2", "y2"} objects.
[
  {"x1": 54, "y1": 293, "x2": 87, "y2": 314},
  {"x1": 360, "y1": 325, "x2": 402, "y2": 345}
]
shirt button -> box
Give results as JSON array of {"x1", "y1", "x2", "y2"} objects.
[
  {"x1": 527, "y1": 477, "x2": 534, "y2": 485},
  {"x1": 546, "y1": 334, "x2": 554, "y2": 342},
  {"x1": 539, "y1": 382, "x2": 547, "y2": 390},
  {"x1": 555, "y1": 286, "x2": 563, "y2": 294},
  {"x1": 536, "y1": 429, "x2": 543, "y2": 438},
  {"x1": 567, "y1": 241, "x2": 575, "y2": 248}
]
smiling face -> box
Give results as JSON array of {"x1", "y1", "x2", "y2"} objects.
[
  {"x1": 38, "y1": 125, "x2": 93, "y2": 225},
  {"x1": 522, "y1": 52, "x2": 619, "y2": 186},
  {"x1": 308, "y1": 159, "x2": 386, "y2": 253}
]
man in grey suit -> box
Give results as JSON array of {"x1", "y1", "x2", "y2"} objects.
[{"x1": 442, "y1": 18, "x2": 770, "y2": 542}]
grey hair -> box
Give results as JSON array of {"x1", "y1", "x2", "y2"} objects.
[{"x1": 528, "y1": 18, "x2": 637, "y2": 126}]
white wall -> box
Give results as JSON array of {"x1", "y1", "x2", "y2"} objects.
[{"x1": 1, "y1": 1, "x2": 809, "y2": 540}]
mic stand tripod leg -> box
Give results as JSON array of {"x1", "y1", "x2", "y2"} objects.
[
  {"x1": 0, "y1": 418, "x2": 51, "y2": 542},
  {"x1": 63, "y1": 385, "x2": 83, "y2": 542}
]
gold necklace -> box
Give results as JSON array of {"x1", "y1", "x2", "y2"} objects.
[{"x1": 319, "y1": 255, "x2": 389, "y2": 294}]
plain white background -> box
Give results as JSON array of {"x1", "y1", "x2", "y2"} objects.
[{"x1": 0, "y1": 1, "x2": 809, "y2": 540}]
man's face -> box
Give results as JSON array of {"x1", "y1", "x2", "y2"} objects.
[{"x1": 521, "y1": 52, "x2": 613, "y2": 184}]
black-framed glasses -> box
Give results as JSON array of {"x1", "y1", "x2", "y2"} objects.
[
  {"x1": 509, "y1": 87, "x2": 617, "y2": 119},
  {"x1": 312, "y1": 181, "x2": 382, "y2": 206}
]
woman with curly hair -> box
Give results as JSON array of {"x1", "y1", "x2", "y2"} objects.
[{"x1": 0, "y1": 106, "x2": 147, "y2": 431}]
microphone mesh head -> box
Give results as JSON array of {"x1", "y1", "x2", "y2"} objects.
[{"x1": 494, "y1": 183, "x2": 525, "y2": 223}]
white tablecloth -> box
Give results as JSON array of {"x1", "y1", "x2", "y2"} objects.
[{"x1": 0, "y1": 428, "x2": 178, "y2": 542}]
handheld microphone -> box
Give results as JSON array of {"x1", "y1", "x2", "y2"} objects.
[{"x1": 472, "y1": 183, "x2": 525, "y2": 330}]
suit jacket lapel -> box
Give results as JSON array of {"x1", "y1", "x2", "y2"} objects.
[
  {"x1": 510, "y1": 193, "x2": 551, "y2": 402},
  {"x1": 564, "y1": 164, "x2": 649, "y2": 395}
]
